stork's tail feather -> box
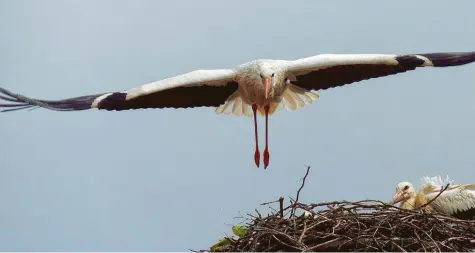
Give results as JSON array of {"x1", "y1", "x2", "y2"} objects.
[{"x1": 0, "y1": 86, "x2": 103, "y2": 112}]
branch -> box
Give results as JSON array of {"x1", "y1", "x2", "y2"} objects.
[
  {"x1": 279, "y1": 197, "x2": 284, "y2": 218},
  {"x1": 290, "y1": 166, "x2": 311, "y2": 218},
  {"x1": 260, "y1": 199, "x2": 281, "y2": 206}
]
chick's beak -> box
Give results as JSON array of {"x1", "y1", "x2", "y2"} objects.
[
  {"x1": 391, "y1": 189, "x2": 405, "y2": 204},
  {"x1": 264, "y1": 77, "x2": 272, "y2": 99}
]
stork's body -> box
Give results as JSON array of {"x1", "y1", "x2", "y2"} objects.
[
  {"x1": 218, "y1": 59, "x2": 318, "y2": 168},
  {"x1": 392, "y1": 176, "x2": 475, "y2": 219},
  {"x1": 2, "y1": 52, "x2": 475, "y2": 169},
  {"x1": 235, "y1": 60, "x2": 286, "y2": 107}
]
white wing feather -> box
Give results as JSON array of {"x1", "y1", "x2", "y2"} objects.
[
  {"x1": 124, "y1": 69, "x2": 236, "y2": 100},
  {"x1": 421, "y1": 175, "x2": 475, "y2": 215}
]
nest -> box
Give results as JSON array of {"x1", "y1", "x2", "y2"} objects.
[{"x1": 205, "y1": 167, "x2": 475, "y2": 252}]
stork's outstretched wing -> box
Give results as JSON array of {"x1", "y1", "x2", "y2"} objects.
[
  {"x1": 287, "y1": 52, "x2": 475, "y2": 91},
  {"x1": 0, "y1": 69, "x2": 237, "y2": 112}
]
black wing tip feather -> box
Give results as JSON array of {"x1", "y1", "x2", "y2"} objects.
[
  {"x1": 420, "y1": 51, "x2": 475, "y2": 67},
  {"x1": 400, "y1": 51, "x2": 475, "y2": 67},
  {"x1": 0, "y1": 86, "x2": 101, "y2": 112}
]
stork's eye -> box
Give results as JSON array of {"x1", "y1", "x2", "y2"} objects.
[
  {"x1": 271, "y1": 73, "x2": 275, "y2": 77},
  {"x1": 260, "y1": 73, "x2": 264, "y2": 79},
  {"x1": 403, "y1": 185, "x2": 409, "y2": 190}
]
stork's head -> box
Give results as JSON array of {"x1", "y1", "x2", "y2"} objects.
[
  {"x1": 391, "y1": 181, "x2": 416, "y2": 204},
  {"x1": 259, "y1": 67, "x2": 275, "y2": 100}
]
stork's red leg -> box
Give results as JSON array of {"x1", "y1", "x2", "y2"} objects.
[
  {"x1": 252, "y1": 104, "x2": 260, "y2": 168},
  {"x1": 263, "y1": 105, "x2": 270, "y2": 169}
]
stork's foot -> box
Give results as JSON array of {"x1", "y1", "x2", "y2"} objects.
[
  {"x1": 254, "y1": 149, "x2": 260, "y2": 168},
  {"x1": 263, "y1": 147, "x2": 270, "y2": 169}
]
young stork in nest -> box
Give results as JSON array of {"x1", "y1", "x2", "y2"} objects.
[{"x1": 391, "y1": 176, "x2": 475, "y2": 219}]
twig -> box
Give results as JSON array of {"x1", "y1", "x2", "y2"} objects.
[
  {"x1": 290, "y1": 166, "x2": 311, "y2": 218},
  {"x1": 254, "y1": 209, "x2": 262, "y2": 219},
  {"x1": 307, "y1": 238, "x2": 345, "y2": 251},
  {"x1": 298, "y1": 220, "x2": 307, "y2": 243},
  {"x1": 279, "y1": 197, "x2": 284, "y2": 218},
  {"x1": 260, "y1": 199, "x2": 281, "y2": 206}
]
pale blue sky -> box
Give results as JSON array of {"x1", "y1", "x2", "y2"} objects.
[{"x1": 1, "y1": 0, "x2": 475, "y2": 251}]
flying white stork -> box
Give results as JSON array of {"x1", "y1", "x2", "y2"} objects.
[
  {"x1": 392, "y1": 175, "x2": 475, "y2": 219},
  {"x1": 2, "y1": 52, "x2": 475, "y2": 169}
]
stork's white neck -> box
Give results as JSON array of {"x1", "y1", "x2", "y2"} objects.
[{"x1": 399, "y1": 196, "x2": 416, "y2": 210}]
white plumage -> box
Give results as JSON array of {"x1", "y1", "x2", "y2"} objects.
[
  {"x1": 421, "y1": 175, "x2": 475, "y2": 217},
  {"x1": 2, "y1": 51, "x2": 475, "y2": 169}
]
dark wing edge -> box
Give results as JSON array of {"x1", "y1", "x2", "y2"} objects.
[
  {"x1": 293, "y1": 51, "x2": 475, "y2": 92},
  {"x1": 96, "y1": 81, "x2": 239, "y2": 111},
  {"x1": 0, "y1": 86, "x2": 104, "y2": 112},
  {"x1": 0, "y1": 81, "x2": 239, "y2": 112},
  {"x1": 451, "y1": 207, "x2": 475, "y2": 220}
]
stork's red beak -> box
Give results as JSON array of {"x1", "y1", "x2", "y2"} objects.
[
  {"x1": 264, "y1": 77, "x2": 271, "y2": 99},
  {"x1": 391, "y1": 189, "x2": 406, "y2": 204}
]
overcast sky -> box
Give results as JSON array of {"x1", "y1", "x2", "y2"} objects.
[{"x1": 1, "y1": 0, "x2": 475, "y2": 251}]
